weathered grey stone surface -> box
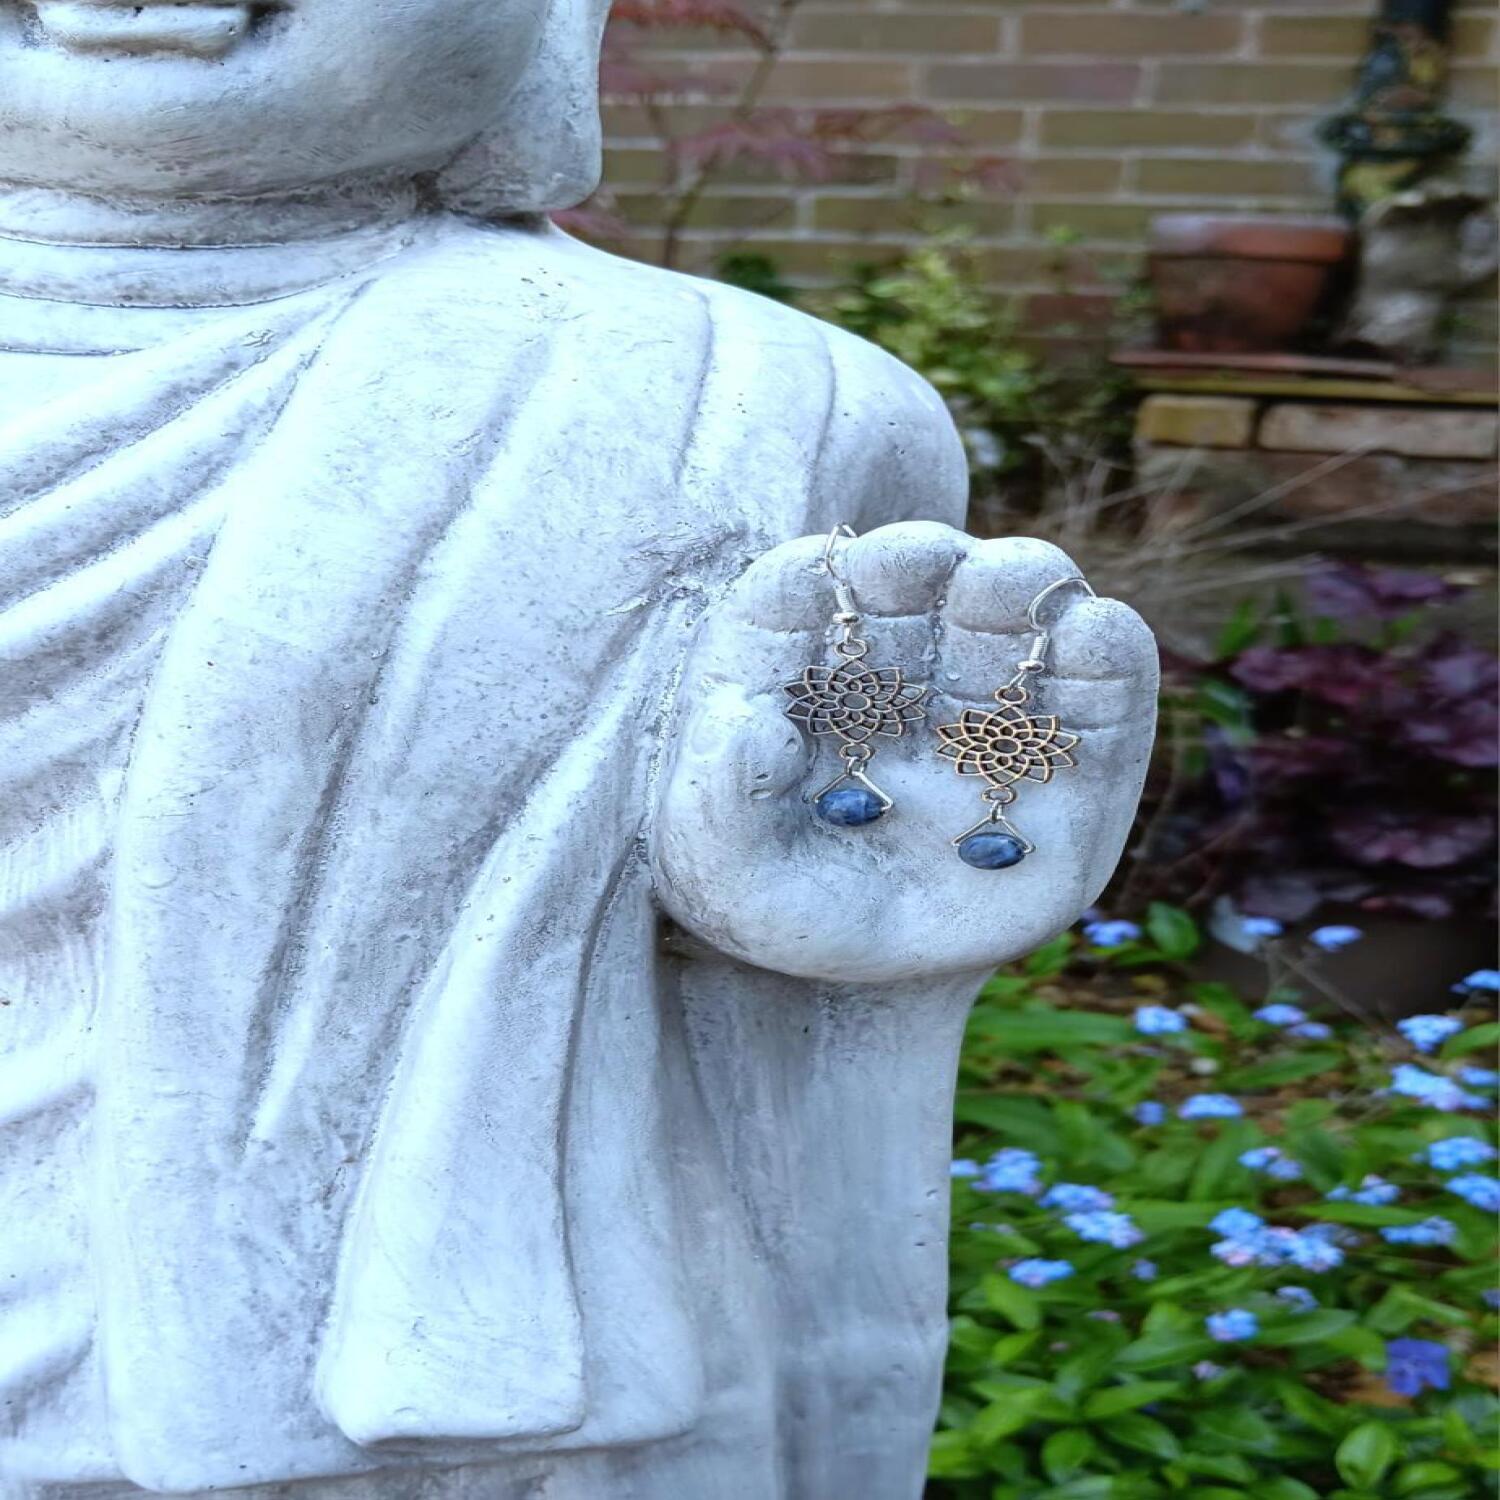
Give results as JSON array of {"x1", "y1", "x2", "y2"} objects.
[{"x1": 0, "y1": 2, "x2": 1156, "y2": 1496}]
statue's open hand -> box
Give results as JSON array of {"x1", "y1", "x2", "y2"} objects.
[{"x1": 652, "y1": 523, "x2": 1158, "y2": 983}]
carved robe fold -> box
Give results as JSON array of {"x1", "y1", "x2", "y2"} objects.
[{"x1": 0, "y1": 218, "x2": 972, "y2": 1498}]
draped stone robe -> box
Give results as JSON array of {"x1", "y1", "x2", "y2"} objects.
[{"x1": 0, "y1": 216, "x2": 972, "y2": 1498}]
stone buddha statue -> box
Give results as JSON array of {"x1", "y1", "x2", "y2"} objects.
[{"x1": 0, "y1": 2, "x2": 1156, "y2": 1496}]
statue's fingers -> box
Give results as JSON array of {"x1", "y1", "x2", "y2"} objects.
[
  {"x1": 1044, "y1": 597, "x2": 1160, "y2": 731},
  {"x1": 937, "y1": 536, "x2": 1081, "y2": 701},
  {"x1": 999, "y1": 596, "x2": 1157, "y2": 911},
  {"x1": 836, "y1": 521, "x2": 969, "y2": 669}
]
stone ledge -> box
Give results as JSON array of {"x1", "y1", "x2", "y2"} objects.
[
  {"x1": 1259, "y1": 402, "x2": 1500, "y2": 461},
  {"x1": 1137, "y1": 393, "x2": 1256, "y2": 449}
]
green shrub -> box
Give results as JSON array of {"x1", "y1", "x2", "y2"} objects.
[
  {"x1": 933, "y1": 913, "x2": 1499, "y2": 1499},
  {"x1": 811, "y1": 230, "x2": 1134, "y2": 483}
]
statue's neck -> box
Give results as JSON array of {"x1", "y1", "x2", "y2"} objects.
[
  {"x1": 0, "y1": 174, "x2": 424, "y2": 310},
  {"x1": 0, "y1": 172, "x2": 421, "y2": 248}
]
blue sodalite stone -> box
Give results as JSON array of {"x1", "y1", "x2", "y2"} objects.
[
  {"x1": 958, "y1": 832, "x2": 1027, "y2": 869},
  {"x1": 815, "y1": 787, "x2": 887, "y2": 826}
]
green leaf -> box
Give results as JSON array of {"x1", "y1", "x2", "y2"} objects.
[
  {"x1": 981, "y1": 1272, "x2": 1042, "y2": 1331},
  {"x1": 953, "y1": 1093, "x2": 1060, "y2": 1151},
  {"x1": 1266, "y1": 1375, "x2": 1355, "y2": 1436},
  {"x1": 973, "y1": 1009, "x2": 1135, "y2": 1053},
  {"x1": 971, "y1": 1387, "x2": 1051, "y2": 1445},
  {"x1": 1257, "y1": 1480, "x2": 1320, "y2": 1500},
  {"x1": 1223, "y1": 1051, "x2": 1342, "y2": 1090},
  {"x1": 1118, "y1": 1199, "x2": 1229, "y2": 1232},
  {"x1": 1176, "y1": 1454, "x2": 1256, "y2": 1483},
  {"x1": 1303, "y1": 1201, "x2": 1430, "y2": 1228},
  {"x1": 1195, "y1": 678, "x2": 1253, "y2": 740},
  {"x1": 1194, "y1": 1407, "x2": 1276, "y2": 1452},
  {"x1": 1283, "y1": 1124, "x2": 1346, "y2": 1191},
  {"x1": 1082, "y1": 1381, "x2": 1182, "y2": 1419},
  {"x1": 1215, "y1": 599, "x2": 1263, "y2": 659},
  {"x1": 1441, "y1": 1020, "x2": 1500, "y2": 1058},
  {"x1": 1039, "y1": 1479, "x2": 1117, "y2": 1500},
  {"x1": 1117, "y1": 1327, "x2": 1217, "y2": 1372},
  {"x1": 1257, "y1": 1309, "x2": 1357, "y2": 1347},
  {"x1": 991, "y1": 1330, "x2": 1043, "y2": 1365},
  {"x1": 1336, "y1": 1422, "x2": 1400, "y2": 1489},
  {"x1": 1108, "y1": 1412, "x2": 1183, "y2": 1461},
  {"x1": 1056, "y1": 1098, "x2": 1103, "y2": 1160},
  {"x1": 1043, "y1": 1428, "x2": 1097, "y2": 1483},
  {"x1": 1146, "y1": 903, "x2": 1200, "y2": 960},
  {"x1": 1025, "y1": 932, "x2": 1076, "y2": 977},
  {"x1": 1053, "y1": 1343, "x2": 1120, "y2": 1403},
  {"x1": 1325, "y1": 1324, "x2": 1388, "y2": 1370},
  {"x1": 1190, "y1": 982, "x2": 1255, "y2": 1034},
  {"x1": 1367, "y1": 1286, "x2": 1472, "y2": 1335},
  {"x1": 1394, "y1": 1462, "x2": 1466, "y2": 1495},
  {"x1": 926, "y1": 1428, "x2": 985, "y2": 1479},
  {"x1": 1188, "y1": 1120, "x2": 1257, "y2": 1199}
]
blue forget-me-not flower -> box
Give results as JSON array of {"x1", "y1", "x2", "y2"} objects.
[
  {"x1": 1206, "y1": 1309, "x2": 1258, "y2": 1342},
  {"x1": 1381, "y1": 1217, "x2": 1458, "y2": 1247},
  {"x1": 1084, "y1": 919, "x2": 1141, "y2": 948},
  {"x1": 1134, "y1": 1005, "x2": 1188, "y2": 1036},
  {"x1": 1446, "y1": 1174, "x2": 1500, "y2": 1212},
  {"x1": 1385, "y1": 1338, "x2": 1451, "y2": 1397},
  {"x1": 1422, "y1": 1137, "x2": 1496, "y2": 1171},
  {"x1": 1180, "y1": 1094, "x2": 1243, "y2": 1120},
  {"x1": 1008, "y1": 1258, "x2": 1075, "y2": 1288},
  {"x1": 1253, "y1": 1003, "x2": 1306, "y2": 1026}
]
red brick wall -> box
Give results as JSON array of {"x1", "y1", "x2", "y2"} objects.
[{"x1": 598, "y1": 0, "x2": 1498, "y2": 360}]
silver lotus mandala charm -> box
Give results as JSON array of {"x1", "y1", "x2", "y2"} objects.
[
  {"x1": 936, "y1": 575, "x2": 1091, "y2": 868},
  {"x1": 783, "y1": 525, "x2": 927, "y2": 826}
]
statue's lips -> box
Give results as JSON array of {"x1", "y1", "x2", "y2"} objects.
[{"x1": 28, "y1": 0, "x2": 257, "y2": 57}]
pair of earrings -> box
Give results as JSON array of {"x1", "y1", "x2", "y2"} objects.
[{"x1": 782, "y1": 525, "x2": 1089, "y2": 870}]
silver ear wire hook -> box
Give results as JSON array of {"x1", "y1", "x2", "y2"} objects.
[
  {"x1": 1021, "y1": 576, "x2": 1096, "y2": 669},
  {"x1": 1026, "y1": 575, "x2": 1096, "y2": 632},
  {"x1": 822, "y1": 522, "x2": 860, "y2": 618},
  {"x1": 821, "y1": 522, "x2": 858, "y2": 581}
]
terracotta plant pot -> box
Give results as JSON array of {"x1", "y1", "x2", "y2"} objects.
[{"x1": 1149, "y1": 214, "x2": 1353, "y2": 355}]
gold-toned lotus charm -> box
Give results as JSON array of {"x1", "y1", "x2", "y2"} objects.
[
  {"x1": 783, "y1": 662, "x2": 927, "y2": 746},
  {"x1": 935, "y1": 703, "x2": 1079, "y2": 788}
]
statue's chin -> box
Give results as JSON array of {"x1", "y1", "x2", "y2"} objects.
[{"x1": 21, "y1": 0, "x2": 266, "y2": 59}]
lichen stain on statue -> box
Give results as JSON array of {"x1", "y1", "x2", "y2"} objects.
[{"x1": 0, "y1": 4, "x2": 1157, "y2": 1497}]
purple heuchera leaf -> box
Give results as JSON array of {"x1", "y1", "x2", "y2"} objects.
[
  {"x1": 1205, "y1": 728, "x2": 1251, "y2": 807},
  {"x1": 1359, "y1": 888, "x2": 1457, "y2": 920},
  {"x1": 1227, "y1": 645, "x2": 1312, "y2": 695},
  {"x1": 1400, "y1": 697, "x2": 1500, "y2": 769},
  {"x1": 1422, "y1": 635, "x2": 1500, "y2": 701},
  {"x1": 1329, "y1": 809, "x2": 1495, "y2": 870},
  {"x1": 1229, "y1": 644, "x2": 1392, "y2": 713},
  {"x1": 1306, "y1": 562, "x2": 1461, "y2": 621},
  {"x1": 1250, "y1": 736, "x2": 1349, "y2": 783},
  {"x1": 1237, "y1": 872, "x2": 1331, "y2": 923}
]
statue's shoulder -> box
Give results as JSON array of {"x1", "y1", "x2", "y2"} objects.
[
  {"x1": 367, "y1": 217, "x2": 951, "y2": 424},
  {"x1": 343, "y1": 217, "x2": 967, "y2": 526}
]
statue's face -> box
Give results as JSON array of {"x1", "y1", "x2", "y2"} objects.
[{"x1": 0, "y1": 0, "x2": 543, "y2": 198}]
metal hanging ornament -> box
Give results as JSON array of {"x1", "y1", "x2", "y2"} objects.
[
  {"x1": 783, "y1": 524, "x2": 927, "y2": 826},
  {"x1": 935, "y1": 576, "x2": 1092, "y2": 868}
]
